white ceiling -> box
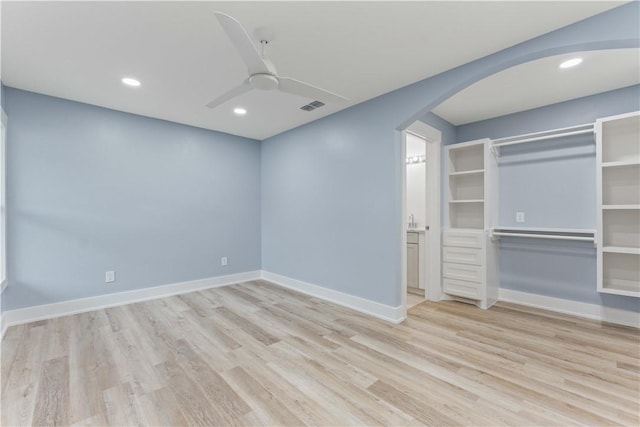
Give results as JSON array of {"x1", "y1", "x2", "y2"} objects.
[
  {"x1": 433, "y1": 48, "x2": 640, "y2": 126},
  {"x1": 1, "y1": 1, "x2": 625, "y2": 140}
]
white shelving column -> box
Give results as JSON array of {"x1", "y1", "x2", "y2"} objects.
[
  {"x1": 443, "y1": 138, "x2": 498, "y2": 309},
  {"x1": 596, "y1": 111, "x2": 640, "y2": 297}
]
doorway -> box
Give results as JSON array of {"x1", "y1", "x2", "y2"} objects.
[{"x1": 401, "y1": 121, "x2": 441, "y2": 312}]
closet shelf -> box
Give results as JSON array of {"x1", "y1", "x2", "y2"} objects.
[
  {"x1": 449, "y1": 199, "x2": 484, "y2": 204},
  {"x1": 602, "y1": 160, "x2": 640, "y2": 168},
  {"x1": 602, "y1": 204, "x2": 640, "y2": 210},
  {"x1": 603, "y1": 247, "x2": 640, "y2": 255},
  {"x1": 600, "y1": 280, "x2": 640, "y2": 297},
  {"x1": 449, "y1": 169, "x2": 484, "y2": 177}
]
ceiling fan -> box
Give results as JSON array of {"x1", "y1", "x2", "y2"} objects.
[{"x1": 206, "y1": 12, "x2": 350, "y2": 110}]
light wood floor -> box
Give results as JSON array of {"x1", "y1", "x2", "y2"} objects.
[
  {"x1": 2, "y1": 280, "x2": 639, "y2": 426},
  {"x1": 407, "y1": 292, "x2": 426, "y2": 308}
]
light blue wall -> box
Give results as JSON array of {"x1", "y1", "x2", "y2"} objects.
[
  {"x1": 454, "y1": 85, "x2": 640, "y2": 312},
  {"x1": 2, "y1": 88, "x2": 261, "y2": 311},
  {"x1": 261, "y1": 2, "x2": 639, "y2": 308},
  {"x1": 261, "y1": 98, "x2": 401, "y2": 305}
]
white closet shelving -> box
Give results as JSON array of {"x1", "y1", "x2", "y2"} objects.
[
  {"x1": 440, "y1": 111, "x2": 639, "y2": 308},
  {"x1": 443, "y1": 139, "x2": 498, "y2": 309},
  {"x1": 447, "y1": 141, "x2": 485, "y2": 229},
  {"x1": 596, "y1": 111, "x2": 640, "y2": 297}
]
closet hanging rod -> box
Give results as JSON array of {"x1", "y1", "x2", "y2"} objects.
[
  {"x1": 491, "y1": 232, "x2": 595, "y2": 242},
  {"x1": 490, "y1": 227, "x2": 596, "y2": 245},
  {"x1": 492, "y1": 123, "x2": 594, "y2": 151}
]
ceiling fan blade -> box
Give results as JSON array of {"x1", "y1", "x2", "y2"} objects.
[
  {"x1": 278, "y1": 77, "x2": 350, "y2": 105},
  {"x1": 214, "y1": 11, "x2": 270, "y2": 75},
  {"x1": 206, "y1": 80, "x2": 252, "y2": 109}
]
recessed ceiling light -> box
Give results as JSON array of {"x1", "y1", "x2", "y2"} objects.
[
  {"x1": 559, "y1": 58, "x2": 583, "y2": 69},
  {"x1": 121, "y1": 77, "x2": 141, "y2": 87},
  {"x1": 233, "y1": 107, "x2": 247, "y2": 115}
]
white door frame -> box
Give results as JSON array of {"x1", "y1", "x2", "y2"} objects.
[{"x1": 400, "y1": 121, "x2": 441, "y2": 313}]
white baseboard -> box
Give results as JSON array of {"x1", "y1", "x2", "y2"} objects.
[
  {"x1": 1, "y1": 270, "x2": 261, "y2": 338},
  {"x1": 4, "y1": 270, "x2": 634, "y2": 339},
  {"x1": 261, "y1": 270, "x2": 405, "y2": 324},
  {"x1": 499, "y1": 288, "x2": 639, "y2": 328}
]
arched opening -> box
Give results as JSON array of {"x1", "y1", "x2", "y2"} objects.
[{"x1": 396, "y1": 47, "x2": 639, "y2": 316}]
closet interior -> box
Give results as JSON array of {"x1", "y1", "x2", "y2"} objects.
[{"x1": 442, "y1": 111, "x2": 640, "y2": 307}]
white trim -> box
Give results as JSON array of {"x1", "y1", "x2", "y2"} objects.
[
  {"x1": 398, "y1": 129, "x2": 408, "y2": 316},
  {"x1": 424, "y1": 128, "x2": 442, "y2": 302},
  {"x1": 0, "y1": 108, "x2": 6, "y2": 292},
  {"x1": 1, "y1": 270, "x2": 261, "y2": 338},
  {"x1": 401, "y1": 122, "x2": 442, "y2": 310},
  {"x1": 407, "y1": 121, "x2": 440, "y2": 143},
  {"x1": 499, "y1": 288, "x2": 639, "y2": 328},
  {"x1": 261, "y1": 270, "x2": 405, "y2": 324}
]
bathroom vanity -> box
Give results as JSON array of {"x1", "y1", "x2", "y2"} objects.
[{"x1": 407, "y1": 230, "x2": 426, "y2": 295}]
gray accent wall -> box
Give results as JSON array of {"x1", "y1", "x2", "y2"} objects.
[{"x1": 2, "y1": 88, "x2": 261, "y2": 311}]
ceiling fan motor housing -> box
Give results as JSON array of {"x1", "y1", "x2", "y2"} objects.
[{"x1": 249, "y1": 73, "x2": 279, "y2": 90}]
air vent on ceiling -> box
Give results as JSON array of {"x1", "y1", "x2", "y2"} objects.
[{"x1": 300, "y1": 100, "x2": 326, "y2": 112}]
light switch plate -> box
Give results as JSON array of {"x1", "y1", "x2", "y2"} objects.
[{"x1": 516, "y1": 212, "x2": 525, "y2": 223}]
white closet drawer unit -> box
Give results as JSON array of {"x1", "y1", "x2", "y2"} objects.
[
  {"x1": 443, "y1": 262, "x2": 484, "y2": 283},
  {"x1": 443, "y1": 278, "x2": 482, "y2": 299},
  {"x1": 443, "y1": 231, "x2": 484, "y2": 249},
  {"x1": 443, "y1": 138, "x2": 498, "y2": 309},
  {"x1": 443, "y1": 246, "x2": 483, "y2": 265}
]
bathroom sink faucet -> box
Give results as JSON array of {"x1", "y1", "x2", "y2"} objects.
[{"x1": 409, "y1": 214, "x2": 417, "y2": 229}]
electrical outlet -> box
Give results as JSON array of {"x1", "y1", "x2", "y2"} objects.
[
  {"x1": 221, "y1": 257, "x2": 228, "y2": 267},
  {"x1": 105, "y1": 270, "x2": 116, "y2": 283},
  {"x1": 516, "y1": 211, "x2": 525, "y2": 223}
]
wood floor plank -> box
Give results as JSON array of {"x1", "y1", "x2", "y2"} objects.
[
  {"x1": 172, "y1": 338, "x2": 251, "y2": 422},
  {"x1": 135, "y1": 386, "x2": 189, "y2": 427},
  {"x1": 155, "y1": 359, "x2": 225, "y2": 426},
  {"x1": 31, "y1": 355, "x2": 70, "y2": 426},
  {"x1": 228, "y1": 346, "x2": 348, "y2": 426},
  {"x1": 102, "y1": 382, "x2": 144, "y2": 427},
  {"x1": 1, "y1": 324, "x2": 46, "y2": 426},
  {"x1": 2, "y1": 281, "x2": 639, "y2": 426},
  {"x1": 267, "y1": 340, "x2": 413, "y2": 426},
  {"x1": 67, "y1": 313, "x2": 114, "y2": 423},
  {"x1": 368, "y1": 380, "x2": 460, "y2": 426},
  {"x1": 0, "y1": 324, "x2": 26, "y2": 395},
  {"x1": 214, "y1": 306, "x2": 280, "y2": 346},
  {"x1": 220, "y1": 366, "x2": 306, "y2": 427},
  {"x1": 106, "y1": 326, "x2": 165, "y2": 395},
  {"x1": 177, "y1": 291, "x2": 221, "y2": 318}
]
